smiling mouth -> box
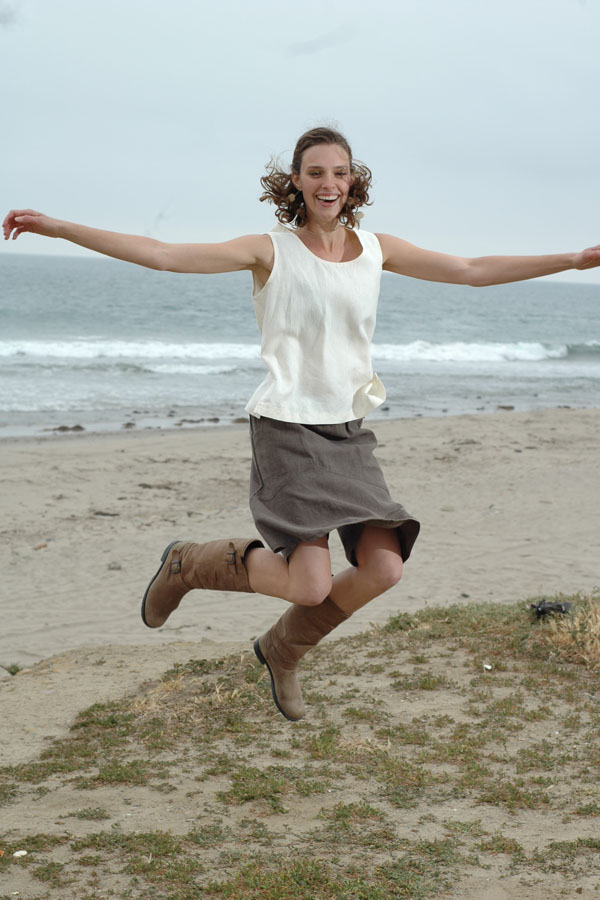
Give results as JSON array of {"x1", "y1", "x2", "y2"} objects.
[{"x1": 316, "y1": 195, "x2": 340, "y2": 205}]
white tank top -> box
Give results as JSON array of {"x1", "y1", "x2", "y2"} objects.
[{"x1": 245, "y1": 223, "x2": 386, "y2": 424}]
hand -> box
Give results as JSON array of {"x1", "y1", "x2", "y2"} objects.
[
  {"x1": 2, "y1": 209, "x2": 62, "y2": 241},
  {"x1": 572, "y1": 244, "x2": 600, "y2": 270}
]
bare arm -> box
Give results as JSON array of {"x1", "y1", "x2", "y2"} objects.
[
  {"x1": 2, "y1": 209, "x2": 273, "y2": 275},
  {"x1": 377, "y1": 233, "x2": 600, "y2": 287}
]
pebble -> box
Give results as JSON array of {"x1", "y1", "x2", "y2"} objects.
[
  {"x1": 33, "y1": 542, "x2": 48, "y2": 551},
  {"x1": 13, "y1": 850, "x2": 28, "y2": 858}
]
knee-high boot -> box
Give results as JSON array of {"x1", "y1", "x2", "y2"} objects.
[
  {"x1": 142, "y1": 538, "x2": 263, "y2": 628},
  {"x1": 254, "y1": 597, "x2": 350, "y2": 722}
]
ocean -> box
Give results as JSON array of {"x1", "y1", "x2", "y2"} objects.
[{"x1": 1, "y1": 252, "x2": 598, "y2": 437}]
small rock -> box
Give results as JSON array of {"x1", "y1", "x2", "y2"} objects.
[
  {"x1": 13, "y1": 850, "x2": 28, "y2": 858},
  {"x1": 175, "y1": 418, "x2": 205, "y2": 426},
  {"x1": 483, "y1": 663, "x2": 493, "y2": 671},
  {"x1": 33, "y1": 542, "x2": 48, "y2": 551},
  {"x1": 107, "y1": 562, "x2": 122, "y2": 571},
  {"x1": 122, "y1": 421, "x2": 136, "y2": 429},
  {"x1": 497, "y1": 404, "x2": 515, "y2": 411}
]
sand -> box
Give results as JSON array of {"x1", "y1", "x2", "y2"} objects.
[{"x1": 1, "y1": 408, "x2": 599, "y2": 766}]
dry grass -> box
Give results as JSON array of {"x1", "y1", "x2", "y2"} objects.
[
  {"x1": 2, "y1": 593, "x2": 600, "y2": 899},
  {"x1": 543, "y1": 594, "x2": 600, "y2": 669}
]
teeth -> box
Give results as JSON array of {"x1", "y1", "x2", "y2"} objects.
[{"x1": 317, "y1": 195, "x2": 338, "y2": 201}]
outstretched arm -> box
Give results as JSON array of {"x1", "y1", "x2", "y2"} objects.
[
  {"x1": 377, "y1": 233, "x2": 600, "y2": 287},
  {"x1": 2, "y1": 209, "x2": 273, "y2": 275}
]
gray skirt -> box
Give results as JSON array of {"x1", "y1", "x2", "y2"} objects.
[{"x1": 249, "y1": 415, "x2": 420, "y2": 566}]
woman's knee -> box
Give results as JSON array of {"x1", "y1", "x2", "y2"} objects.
[
  {"x1": 286, "y1": 575, "x2": 333, "y2": 607},
  {"x1": 359, "y1": 554, "x2": 403, "y2": 594},
  {"x1": 287, "y1": 539, "x2": 332, "y2": 605}
]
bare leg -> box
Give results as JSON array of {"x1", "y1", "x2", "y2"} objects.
[
  {"x1": 252, "y1": 525, "x2": 404, "y2": 721},
  {"x1": 245, "y1": 538, "x2": 333, "y2": 606},
  {"x1": 329, "y1": 525, "x2": 403, "y2": 616}
]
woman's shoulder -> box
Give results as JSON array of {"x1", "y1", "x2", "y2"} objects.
[
  {"x1": 268, "y1": 223, "x2": 296, "y2": 237},
  {"x1": 356, "y1": 229, "x2": 384, "y2": 261}
]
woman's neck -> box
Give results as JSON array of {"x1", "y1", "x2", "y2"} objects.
[
  {"x1": 298, "y1": 218, "x2": 346, "y2": 251},
  {"x1": 302, "y1": 220, "x2": 342, "y2": 236}
]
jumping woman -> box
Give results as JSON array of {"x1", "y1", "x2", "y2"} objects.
[{"x1": 4, "y1": 126, "x2": 599, "y2": 721}]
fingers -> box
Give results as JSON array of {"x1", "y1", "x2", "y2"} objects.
[
  {"x1": 2, "y1": 209, "x2": 22, "y2": 240},
  {"x1": 3, "y1": 215, "x2": 25, "y2": 241},
  {"x1": 2, "y1": 209, "x2": 15, "y2": 238},
  {"x1": 2, "y1": 209, "x2": 43, "y2": 240}
]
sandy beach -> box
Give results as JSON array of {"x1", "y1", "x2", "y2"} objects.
[
  {"x1": 1, "y1": 408, "x2": 599, "y2": 765},
  {"x1": 2, "y1": 408, "x2": 600, "y2": 900}
]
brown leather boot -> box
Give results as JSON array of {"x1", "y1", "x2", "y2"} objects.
[
  {"x1": 254, "y1": 597, "x2": 350, "y2": 721},
  {"x1": 142, "y1": 538, "x2": 263, "y2": 628}
]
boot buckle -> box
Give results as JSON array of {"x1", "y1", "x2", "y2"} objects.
[
  {"x1": 170, "y1": 560, "x2": 182, "y2": 574},
  {"x1": 226, "y1": 548, "x2": 237, "y2": 571}
]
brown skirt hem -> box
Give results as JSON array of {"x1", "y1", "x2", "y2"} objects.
[
  {"x1": 249, "y1": 415, "x2": 420, "y2": 568},
  {"x1": 276, "y1": 516, "x2": 420, "y2": 567}
]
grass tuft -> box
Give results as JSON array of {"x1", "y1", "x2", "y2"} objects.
[{"x1": 542, "y1": 594, "x2": 600, "y2": 668}]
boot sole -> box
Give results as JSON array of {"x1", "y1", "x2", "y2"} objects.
[
  {"x1": 253, "y1": 638, "x2": 301, "y2": 722},
  {"x1": 141, "y1": 540, "x2": 182, "y2": 628}
]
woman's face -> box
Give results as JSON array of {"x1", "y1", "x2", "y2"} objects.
[{"x1": 292, "y1": 143, "x2": 352, "y2": 226}]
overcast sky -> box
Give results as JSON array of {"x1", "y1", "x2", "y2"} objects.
[{"x1": 1, "y1": 0, "x2": 599, "y2": 282}]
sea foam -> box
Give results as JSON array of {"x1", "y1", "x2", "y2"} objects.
[{"x1": 1, "y1": 339, "x2": 597, "y2": 364}]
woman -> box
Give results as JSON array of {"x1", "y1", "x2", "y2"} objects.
[{"x1": 4, "y1": 126, "x2": 599, "y2": 722}]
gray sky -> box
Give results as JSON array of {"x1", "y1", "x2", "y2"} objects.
[{"x1": 2, "y1": 0, "x2": 599, "y2": 281}]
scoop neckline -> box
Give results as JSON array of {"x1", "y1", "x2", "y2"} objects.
[{"x1": 288, "y1": 228, "x2": 364, "y2": 265}]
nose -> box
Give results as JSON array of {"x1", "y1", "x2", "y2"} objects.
[{"x1": 320, "y1": 172, "x2": 338, "y2": 191}]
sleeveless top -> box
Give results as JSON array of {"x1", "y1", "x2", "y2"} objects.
[{"x1": 245, "y1": 224, "x2": 386, "y2": 424}]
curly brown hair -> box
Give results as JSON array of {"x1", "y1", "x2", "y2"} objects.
[{"x1": 259, "y1": 127, "x2": 372, "y2": 230}]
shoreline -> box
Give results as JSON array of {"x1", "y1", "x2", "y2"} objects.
[
  {"x1": 1, "y1": 406, "x2": 599, "y2": 672},
  {"x1": 0, "y1": 399, "x2": 594, "y2": 444}
]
